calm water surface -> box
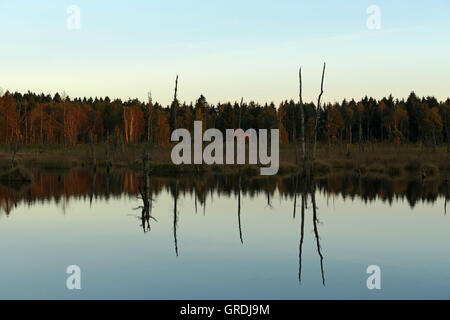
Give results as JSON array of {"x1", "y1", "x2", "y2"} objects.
[{"x1": 0, "y1": 169, "x2": 449, "y2": 299}]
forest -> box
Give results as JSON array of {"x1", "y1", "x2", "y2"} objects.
[{"x1": 0, "y1": 89, "x2": 449, "y2": 152}]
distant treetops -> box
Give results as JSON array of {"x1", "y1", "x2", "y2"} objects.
[{"x1": 0, "y1": 91, "x2": 448, "y2": 148}]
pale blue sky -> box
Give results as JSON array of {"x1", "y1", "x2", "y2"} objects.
[{"x1": 0, "y1": 0, "x2": 449, "y2": 105}]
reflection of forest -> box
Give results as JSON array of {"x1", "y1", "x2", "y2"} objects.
[{"x1": 0, "y1": 168, "x2": 448, "y2": 216}]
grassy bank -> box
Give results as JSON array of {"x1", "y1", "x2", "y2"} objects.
[{"x1": 0, "y1": 143, "x2": 449, "y2": 179}]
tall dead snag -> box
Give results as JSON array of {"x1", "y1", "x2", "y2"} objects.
[
  {"x1": 311, "y1": 62, "x2": 326, "y2": 174},
  {"x1": 143, "y1": 91, "x2": 154, "y2": 166},
  {"x1": 172, "y1": 75, "x2": 179, "y2": 130},
  {"x1": 292, "y1": 101, "x2": 298, "y2": 166},
  {"x1": 299, "y1": 68, "x2": 306, "y2": 175},
  {"x1": 147, "y1": 91, "x2": 154, "y2": 144}
]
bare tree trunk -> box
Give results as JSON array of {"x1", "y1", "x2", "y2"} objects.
[
  {"x1": 299, "y1": 68, "x2": 306, "y2": 175},
  {"x1": 292, "y1": 105, "x2": 298, "y2": 165},
  {"x1": 311, "y1": 63, "x2": 326, "y2": 174},
  {"x1": 147, "y1": 91, "x2": 154, "y2": 147},
  {"x1": 173, "y1": 75, "x2": 179, "y2": 130},
  {"x1": 292, "y1": 106, "x2": 298, "y2": 165}
]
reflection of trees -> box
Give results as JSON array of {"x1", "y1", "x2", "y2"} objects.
[{"x1": 1, "y1": 169, "x2": 449, "y2": 216}]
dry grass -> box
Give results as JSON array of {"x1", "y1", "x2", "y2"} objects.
[{"x1": 0, "y1": 142, "x2": 449, "y2": 178}]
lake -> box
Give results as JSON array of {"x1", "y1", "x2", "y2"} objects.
[{"x1": 0, "y1": 169, "x2": 449, "y2": 299}]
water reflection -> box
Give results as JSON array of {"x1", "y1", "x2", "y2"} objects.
[
  {"x1": 0, "y1": 169, "x2": 449, "y2": 217},
  {"x1": 298, "y1": 180, "x2": 325, "y2": 286},
  {"x1": 0, "y1": 168, "x2": 449, "y2": 298}
]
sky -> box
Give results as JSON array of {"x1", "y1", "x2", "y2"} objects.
[{"x1": 0, "y1": 0, "x2": 449, "y2": 106}]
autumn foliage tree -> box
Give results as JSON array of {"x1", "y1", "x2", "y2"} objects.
[{"x1": 0, "y1": 90, "x2": 448, "y2": 151}]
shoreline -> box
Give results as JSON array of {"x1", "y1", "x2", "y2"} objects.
[{"x1": 0, "y1": 143, "x2": 448, "y2": 181}]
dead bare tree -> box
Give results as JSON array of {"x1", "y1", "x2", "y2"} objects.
[
  {"x1": 172, "y1": 75, "x2": 179, "y2": 130},
  {"x1": 147, "y1": 91, "x2": 154, "y2": 144},
  {"x1": 292, "y1": 103, "x2": 298, "y2": 166},
  {"x1": 137, "y1": 146, "x2": 155, "y2": 233},
  {"x1": 311, "y1": 62, "x2": 326, "y2": 174},
  {"x1": 299, "y1": 68, "x2": 306, "y2": 175}
]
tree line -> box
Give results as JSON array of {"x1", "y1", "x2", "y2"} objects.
[{"x1": 0, "y1": 89, "x2": 449, "y2": 151}]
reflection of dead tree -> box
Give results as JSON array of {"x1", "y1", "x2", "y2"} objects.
[
  {"x1": 173, "y1": 180, "x2": 179, "y2": 257},
  {"x1": 138, "y1": 182, "x2": 155, "y2": 233},
  {"x1": 237, "y1": 171, "x2": 243, "y2": 244},
  {"x1": 265, "y1": 178, "x2": 273, "y2": 209},
  {"x1": 311, "y1": 188, "x2": 325, "y2": 286},
  {"x1": 194, "y1": 187, "x2": 198, "y2": 214},
  {"x1": 237, "y1": 97, "x2": 244, "y2": 244},
  {"x1": 298, "y1": 190, "x2": 306, "y2": 284},
  {"x1": 136, "y1": 148, "x2": 155, "y2": 233},
  {"x1": 266, "y1": 190, "x2": 273, "y2": 209},
  {"x1": 445, "y1": 197, "x2": 447, "y2": 216},
  {"x1": 293, "y1": 174, "x2": 299, "y2": 218},
  {"x1": 89, "y1": 170, "x2": 96, "y2": 207}
]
